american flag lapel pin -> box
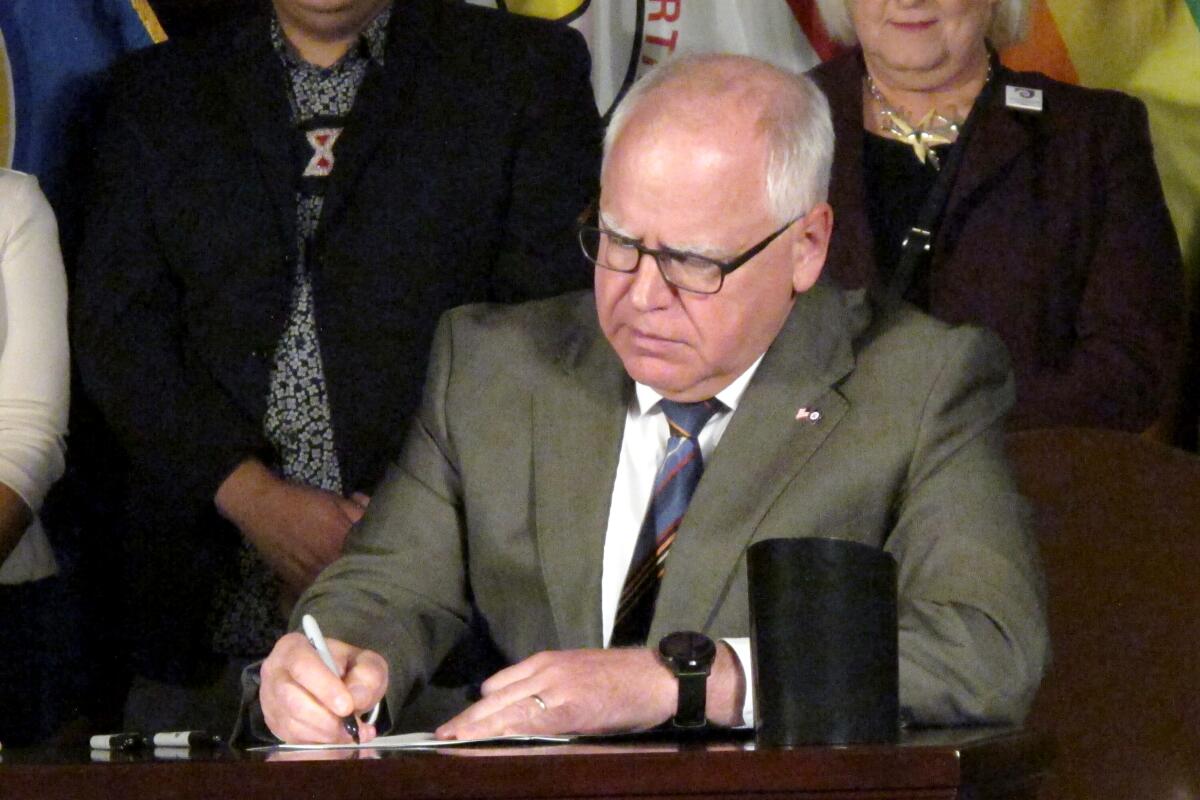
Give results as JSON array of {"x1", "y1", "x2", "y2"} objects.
[{"x1": 795, "y1": 406, "x2": 821, "y2": 423}]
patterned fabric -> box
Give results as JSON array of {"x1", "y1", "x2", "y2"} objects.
[
  {"x1": 610, "y1": 398, "x2": 723, "y2": 647},
  {"x1": 210, "y1": 5, "x2": 392, "y2": 657}
]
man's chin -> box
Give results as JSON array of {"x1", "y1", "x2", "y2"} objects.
[{"x1": 621, "y1": 357, "x2": 694, "y2": 397}]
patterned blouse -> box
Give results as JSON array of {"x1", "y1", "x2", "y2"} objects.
[{"x1": 211, "y1": 5, "x2": 393, "y2": 657}]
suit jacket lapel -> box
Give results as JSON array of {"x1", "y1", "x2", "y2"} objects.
[
  {"x1": 945, "y1": 65, "x2": 1035, "y2": 221},
  {"x1": 317, "y1": 0, "x2": 433, "y2": 230},
  {"x1": 533, "y1": 297, "x2": 631, "y2": 650},
  {"x1": 221, "y1": 17, "x2": 296, "y2": 251},
  {"x1": 649, "y1": 287, "x2": 866, "y2": 640}
]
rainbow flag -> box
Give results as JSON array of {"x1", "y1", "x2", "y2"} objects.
[
  {"x1": 0, "y1": 0, "x2": 165, "y2": 205},
  {"x1": 475, "y1": 0, "x2": 1198, "y2": 293},
  {"x1": 1006, "y1": 0, "x2": 1200, "y2": 293}
]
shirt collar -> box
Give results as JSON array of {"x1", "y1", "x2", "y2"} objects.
[
  {"x1": 270, "y1": 2, "x2": 392, "y2": 69},
  {"x1": 632, "y1": 354, "x2": 766, "y2": 418}
]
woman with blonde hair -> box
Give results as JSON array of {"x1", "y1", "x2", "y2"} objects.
[{"x1": 811, "y1": 0, "x2": 1183, "y2": 432}]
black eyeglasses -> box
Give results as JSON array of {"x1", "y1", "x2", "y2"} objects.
[{"x1": 577, "y1": 217, "x2": 799, "y2": 295}]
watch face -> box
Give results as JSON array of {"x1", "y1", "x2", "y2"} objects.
[{"x1": 659, "y1": 631, "x2": 716, "y2": 669}]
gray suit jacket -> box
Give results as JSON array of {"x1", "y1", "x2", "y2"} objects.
[{"x1": 297, "y1": 287, "x2": 1048, "y2": 728}]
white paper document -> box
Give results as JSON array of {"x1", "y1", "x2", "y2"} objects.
[{"x1": 258, "y1": 732, "x2": 574, "y2": 751}]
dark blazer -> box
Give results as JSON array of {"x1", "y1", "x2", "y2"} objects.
[
  {"x1": 74, "y1": 0, "x2": 600, "y2": 680},
  {"x1": 302, "y1": 288, "x2": 1049, "y2": 728},
  {"x1": 811, "y1": 50, "x2": 1184, "y2": 432}
]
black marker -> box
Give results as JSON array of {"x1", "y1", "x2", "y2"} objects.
[
  {"x1": 152, "y1": 731, "x2": 223, "y2": 748},
  {"x1": 89, "y1": 732, "x2": 147, "y2": 752}
]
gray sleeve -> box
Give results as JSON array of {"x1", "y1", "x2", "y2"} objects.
[
  {"x1": 293, "y1": 311, "x2": 474, "y2": 722},
  {"x1": 887, "y1": 328, "x2": 1049, "y2": 725}
]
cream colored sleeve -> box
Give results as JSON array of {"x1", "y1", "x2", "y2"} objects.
[{"x1": 0, "y1": 169, "x2": 69, "y2": 514}]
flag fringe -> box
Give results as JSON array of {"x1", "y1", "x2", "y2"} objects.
[{"x1": 130, "y1": 0, "x2": 168, "y2": 43}]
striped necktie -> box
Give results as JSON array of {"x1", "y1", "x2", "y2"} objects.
[{"x1": 610, "y1": 398, "x2": 723, "y2": 647}]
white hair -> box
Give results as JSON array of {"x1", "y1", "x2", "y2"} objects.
[
  {"x1": 815, "y1": 0, "x2": 1029, "y2": 49},
  {"x1": 603, "y1": 54, "x2": 834, "y2": 224}
]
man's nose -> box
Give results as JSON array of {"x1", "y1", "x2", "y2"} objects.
[{"x1": 629, "y1": 251, "x2": 674, "y2": 310}]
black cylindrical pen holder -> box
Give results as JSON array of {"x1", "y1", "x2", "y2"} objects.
[{"x1": 748, "y1": 537, "x2": 899, "y2": 747}]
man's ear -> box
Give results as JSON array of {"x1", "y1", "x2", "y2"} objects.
[{"x1": 790, "y1": 202, "x2": 833, "y2": 294}]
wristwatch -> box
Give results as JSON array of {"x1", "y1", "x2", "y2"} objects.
[{"x1": 658, "y1": 631, "x2": 716, "y2": 728}]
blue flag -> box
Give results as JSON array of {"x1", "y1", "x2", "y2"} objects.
[{"x1": 0, "y1": 0, "x2": 164, "y2": 204}]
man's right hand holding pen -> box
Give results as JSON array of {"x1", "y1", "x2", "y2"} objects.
[{"x1": 260, "y1": 627, "x2": 389, "y2": 744}]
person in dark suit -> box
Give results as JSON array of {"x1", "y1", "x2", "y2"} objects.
[
  {"x1": 73, "y1": 0, "x2": 599, "y2": 732},
  {"x1": 810, "y1": 0, "x2": 1184, "y2": 432},
  {"x1": 253, "y1": 54, "x2": 1047, "y2": 744}
]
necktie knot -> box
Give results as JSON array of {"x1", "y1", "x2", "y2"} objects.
[{"x1": 659, "y1": 398, "x2": 723, "y2": 440}]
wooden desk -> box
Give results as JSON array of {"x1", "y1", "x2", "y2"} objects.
[{"x1": 0, "y1": 728, "x2": 1050, "y2": 800}]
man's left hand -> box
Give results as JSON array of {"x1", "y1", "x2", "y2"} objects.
[
  {"x1": 434, "y1": 643, "x2": 746, "y2": 739},
  {"x1": 434, "y1": 648, "x2": 675, "y2": 739}
]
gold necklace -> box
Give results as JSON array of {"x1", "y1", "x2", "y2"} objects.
[{"x1": 865, "y1": 70, "x2": 988, "y2": 169}]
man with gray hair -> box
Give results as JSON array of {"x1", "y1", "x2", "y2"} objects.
[{"x1": 254, "y1": 54, "x2": 1047, "y2": 742}]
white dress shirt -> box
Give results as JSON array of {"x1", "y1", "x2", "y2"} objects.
[
  {"x1": 601, "y1": 356, "x2": 763, "y2": 725},
  {"x1": 0, "y1": 169, "x2": 70, "y2": 584}
]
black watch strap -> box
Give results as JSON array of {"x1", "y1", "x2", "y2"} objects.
[
  {"x1": 659, "y1": 631, "x2": 715, "y2": 729},
  {"x1": 674, "y1": 670, "x2": 707, "y2": 728}
]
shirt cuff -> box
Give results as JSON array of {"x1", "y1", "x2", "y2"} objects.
[{"x1": 721, "y1": 636, "x2": 755, "y2": 727}]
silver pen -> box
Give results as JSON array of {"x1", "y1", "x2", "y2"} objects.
[{"x1": 301, "y1": 614, "x2": 360, "y2": 743}]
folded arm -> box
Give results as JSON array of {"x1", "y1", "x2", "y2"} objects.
[{"x1": 0, "y1": 174, "x2": 68, "y2": 566}]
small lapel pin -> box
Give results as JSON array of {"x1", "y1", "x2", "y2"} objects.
[
  {"x1": 795, "y1": 407, "x2": 821, "y2": 423},
  {"x1": 1005, "y1": 85, "x2": 1044, "y2": 113}
]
